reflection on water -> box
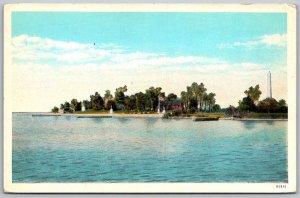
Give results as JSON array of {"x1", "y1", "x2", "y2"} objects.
[
  {"x1": 266, "y1": 120, "x2": 275, "y2": 126},
  {"x1": 240, "y1": 120, "x2": 258, "y2": 130},
  {"x1": 114, "y1": 117, "x2": 130, "y2": 123},
  {"x1": 240, "y1": 120, "x2": 279, "y2": 130},
  {"x1": 89, "y1": 117, "x2": 104, "y2": 124},
  {"x1": 64, "y1": 115, "x2": 72, "y2": 121},
  {"x1": 12, "y1": 113, "x2": 287, "y2": 183}
]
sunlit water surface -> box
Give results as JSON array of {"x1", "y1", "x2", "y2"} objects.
[{"x1": 12, "y1": 113, "x2": 287, "y2": 182}]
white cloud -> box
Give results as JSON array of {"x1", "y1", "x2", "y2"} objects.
[
  {"x1": 219, "y1": 34, "x2": 287, "y2": 49},
  {"x1": 11, "y1": 35, "x2": 287, "y2": 112},
  {"x1": 12, "y1": 34, "x2": 227, "y2": 67},
  {"x1": 12, "y1": 35, "x2": 114, "y2": 64},
  {"x1": 259, "y1": 34, "x2": 287, "y2": 47}
]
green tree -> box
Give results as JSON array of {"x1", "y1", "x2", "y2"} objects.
[
  {"x1": 51, "y1": 106, "x2": 59, "y2": 113},
  {"x1": 127, "y1": 95, "x2": 137, "y2": 110},
  {"x1": 278, "y1": 99, "x2": 287, "y2": 108},
  {"x1": 244, "y1": 84, "x2": 262, "y2": 103},
  {"x1": 186, "y1": 82, "x2": 207, "y2": 111},
  {"x1": 186, "y1": 86, "x2": 196, "y2": 109},
  {"x1": 198, "y1": 83, "x2": 207, "y2": 111},
  {"x1": 206, "y1": 92, "x2": 216, "y2": 112},
  {"x1": 187, "y1": 83, "x2": 199, "y2": 109},
  {"x1": 61, "y1": 101, "x2": 72, "y2": 113},
  {"x1": 60, "y1": 103, "x2": 65, "y2": 111},
  {"x1": 114, "y1": 86, "x2": 128, "y2": 109},
  {"x1": 212, "y1": 104, "x2": 221, "y2": 112},
  {"x1": 277, "y1": 99, "x2": 288, "y2": 113},
  {"x1": 180, "y1": 91, "x2": 189, "y2": 110},
  {"x1": 238, "y1": 96, "x2": 256, "y2": 112},
  {"x1": 202, "y1": 93, "x2": 209, "y2": 111},
  {"x1": 104, "y1": 90, "x2": 113, "y2": 100},
  {"x1": 145, "y1": 87, "x2": 162, "y2": 111},
  {"x1": 82, "y1": 100, "x2": 92, "y2": 110},
  {"x1": 104, "y1": 90, "x2": 113, "y2": 108},
  {"x1": 135, "y1": 92, "x2": 146, "y2": 111},
  {"x1": 255, "y1": 98, "x2": 288, "y2": 113},
  {"x1": 225, "y1": 105, "x2": 236, "y2": 116},
  {"x1": 106, "y1": 100, "x2": 117, "y2": 111},
  {"x1": 90, "y1": 92, "x2": 104, "y2": 110},
  {"x1": 167, "y1": 93, "x2": 177, "y2": 101},
  {"x1": 70, "y1": 98, "x2": 81, "y2": 111},
  {"x1": 124, "y1": 96, "x2": 131, "y2": 110}
]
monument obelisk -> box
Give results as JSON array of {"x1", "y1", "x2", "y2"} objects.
[{"x1": 267, "y1": 71, "x2": 272, "y2": 98}]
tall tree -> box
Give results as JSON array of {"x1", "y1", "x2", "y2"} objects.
[
  {"x1": 207, "y1": 92, "x2": 216, "y2": 112},
  {"x1": 186, "y1": 82, "x2": 207, "y2": 111},
  {"x1": 60, "y1": 103, "x2": 65, "y2": 111},
  {"x1": 104, "y1": 90, "x2": 113, "y2": 108},
  {"x1": 203, "y1": 93, "x2": 209, "y2": 111},
  {"x1": 90, "y1": 92, "x2": 104, "y2": 110},
  {"x1": 190, "y1": 83, "x2": 199, "y2": 108},
  {"x1": 180, "y1": 91, "x2": 189, "y2": 110},
  {"x1": 198, "y1": 83, "x2": 207, "y2": 111},
  {"x1": 70, "y1": 98, "x2": 81, "y2": 111},
  {"x1": 244, "y1": 84, "x2": 262, "y2": 103},
  {"x1": 145, "y1": 87, "x2": 162, "y2": 111},
  {"x1": 104, "y1": 90, "x2": 113, "y2": 100},
  {"x1": 128, "y1": 95, "x2": 137, "y2": 110},
  {"x1": 114, "y1": 86, "x2": 128, "y2": 108},
  {"x1": 124, "y1": 96, "x2": 131, "y2": 110},
  {"x1": 135, "y1": 92, "x2": 146, "y2": 111}
]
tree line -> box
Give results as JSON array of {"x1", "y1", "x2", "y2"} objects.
[
  {"x1": 51, "y1": 82, "x2": 220, "y2": 113},
  {"x1": 225, "y1": 84, "x2": 288, "y2": 116}
]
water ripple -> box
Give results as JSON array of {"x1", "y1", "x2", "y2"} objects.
[{"x1": 12, "y1": 113, "x2": 287, "y2": 182}]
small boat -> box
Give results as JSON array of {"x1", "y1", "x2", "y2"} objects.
[{"x1": 193, "y1": 117, "x2": 219, "y2": 121}]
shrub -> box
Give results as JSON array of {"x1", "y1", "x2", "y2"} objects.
[{"x1": 51, "y1": 106, "x2": 59, "y2": 113}]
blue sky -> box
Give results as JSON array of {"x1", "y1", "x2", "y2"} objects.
[
  {"x1": 11, "y1": 12, "x2": 287, "y2": 111},
  {"x1": 12, "y1": 12, "x2": 287, "y2": 63}
]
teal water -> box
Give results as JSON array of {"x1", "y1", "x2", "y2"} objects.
[{"x1": 12, "y1": 113, "x2": 287, "y2": 183}]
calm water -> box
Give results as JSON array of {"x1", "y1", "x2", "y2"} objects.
[{"x1": 12, "y1": 113, "x2": 287, "y2": 183}]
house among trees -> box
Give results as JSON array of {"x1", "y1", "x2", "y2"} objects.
[{"x1": 160, "y1": 100, "x2": 182, "y2": 111}]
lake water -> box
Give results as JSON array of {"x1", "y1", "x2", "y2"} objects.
[{"x1": 12, "y1": 113, "x2": 287, "y2": 183}]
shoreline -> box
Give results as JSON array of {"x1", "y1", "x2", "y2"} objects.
[
  {"x1": 31, "y1": 112, "x2": 163, "y2": 118},
  {"x1": 221, "y1": 117, "x2": 287, "y2": 121},
  {"x1": 25, "y1": 112, "x2": 288, "y2": 120}
]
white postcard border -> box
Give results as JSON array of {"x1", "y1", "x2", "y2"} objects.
[{"x1": 3, "y1": 3, "x2": 297, "y2": 193}]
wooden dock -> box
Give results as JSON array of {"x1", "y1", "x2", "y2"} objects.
[{"x1": 193, "y1": 117, "x2": 219, "y2": 121}]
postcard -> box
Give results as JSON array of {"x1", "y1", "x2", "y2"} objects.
[{"x1": 3, "y1": 4, "x2": 297, "y2": 193}]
